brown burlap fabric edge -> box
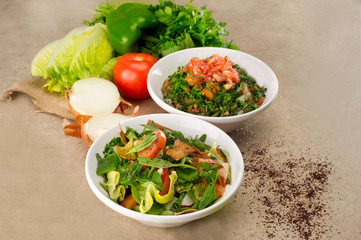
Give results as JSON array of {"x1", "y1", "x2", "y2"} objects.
[{"x1": 2, "y1": 77, "x2": 165, "y2": 119}]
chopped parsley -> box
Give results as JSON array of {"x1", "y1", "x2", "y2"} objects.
[{"x1": 162, "y1": 63, "x2": 267, "y2": 117}]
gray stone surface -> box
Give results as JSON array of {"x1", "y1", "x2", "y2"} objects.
[{"x1": 0, "y1": 0, "x2": 360, "y2": 239}]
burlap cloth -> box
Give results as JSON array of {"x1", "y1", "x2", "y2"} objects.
[{"x1": 2, "y1": 77, "x2": 165, "y2": 119}]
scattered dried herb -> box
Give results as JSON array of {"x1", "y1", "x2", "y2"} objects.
[{"x1": 241, "y1": 140, "x2": 334, "y2": 239}]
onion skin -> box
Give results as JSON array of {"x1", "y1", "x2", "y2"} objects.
[
  {"x1": 81, "y1": 123, "x2": 92, "y2": 148},
  {"x1": 63, "y1": 115, "x2": 92, "y2": 140},
  {"x1": 63, "y1": 123, "x2": 82, "y2": 138},
  {"x1": 68, "y1": 100, "x2": 81, "y2": 117}
]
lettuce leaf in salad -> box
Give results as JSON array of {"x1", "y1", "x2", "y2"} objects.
[
  {"x1": 138, "y1": 157, "x2": 197, "y2": 170},
  {"x1": 96, "y1": 153, "x2": 120, "y2": 175},
  {"x1": 105, "y1": 171, "x2": 126, "y2": 202},
  {"x1": 175, "y1": 182, "x2": 193, "y2": 193},
  {"x1": 117, "y1": 161, "x2": 142, "y2": 188},
  {"x1": 175, "y1": 167, "x2": 198, "y2": 183},
  {"x1": 137, "y1": 169, "x2": 162, "y2": 187},
  {"x1": 138, "y1": 171, "x2": 177, "y2": 213},
  {"x1": 197, "y1": 181, "x2": 217, "y2": 210},
  {"x1": 191, "y1": 182, "x2": 206, "y2": 201}
]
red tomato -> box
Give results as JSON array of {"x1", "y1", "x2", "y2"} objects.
[
  {"x1": 159, "y1": 168, "x2": 171, "y2": 196},
  {"x1": 136, "y1": 130, "x2": 167, "y2": 158},
  {"x1": 197, "y1": 158, "x2": 229, "y2": 197},
  {"x1": 256, "y1": 97, "x2": 265, "y2": 106},
  {"x1": 113, "y1": 53, "x2": 158, "y2": 99}
]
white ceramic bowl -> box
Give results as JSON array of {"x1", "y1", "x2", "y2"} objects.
[
  {"x1": 85, "y1": 113, "x2": 244, "y2": 227},
  {"x1": 147, "y1": 47, "x2": 278, "y2": 132}
]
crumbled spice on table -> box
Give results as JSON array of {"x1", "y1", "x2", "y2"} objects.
[{"x1": 240, "y1": 139, "x2": 334, "y2": 239}]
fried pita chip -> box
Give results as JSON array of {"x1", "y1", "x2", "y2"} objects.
[
  {"x1": 174, "y1": 209, "x2": 197, "y2": 215},
  {"x1": 215, "y1": 146, "x2": 228, "y2": 162},
  {"x1": 146, "y1": 119, "x2": 173, "y2": 131},
  {"x1": 166, "y1": 139, "x2": 196, "y2": 161},
  {"x1": 189, "y1": 147, "x2": 210, "y2": 162},
  {"x1": 115, "y1": 139, "x2": 137, "y2": 160}
]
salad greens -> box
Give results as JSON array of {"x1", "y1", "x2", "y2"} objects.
[
  {"x1": 96, "y1": 121, "x2": 231, "y2": 215},
  {"x1": 162, "y1": 58, "x2": 267, "y2": 117}
]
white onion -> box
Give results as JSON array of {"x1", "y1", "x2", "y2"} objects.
[
  {"x1": 68, "y1": 77, "x2": 121, "y2": 117},
  {"x1": 81, "y1": 113, "x2": 129, "y2": 147}
]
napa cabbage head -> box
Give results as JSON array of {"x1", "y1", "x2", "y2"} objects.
[{"x1": 33, "y1": 23, "x2": 115, "y2": 94}]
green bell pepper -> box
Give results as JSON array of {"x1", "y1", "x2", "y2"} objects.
[{"x1": 106, "y1": 3, "x2": 158, "y2": 55}]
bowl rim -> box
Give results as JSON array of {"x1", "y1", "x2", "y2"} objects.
[
  {"x1": 147, "y1": 47, "x2": 279, "y2": 122},
  {"x1": 85, "y1": 113, "x2": 244, "y2": 223}
]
